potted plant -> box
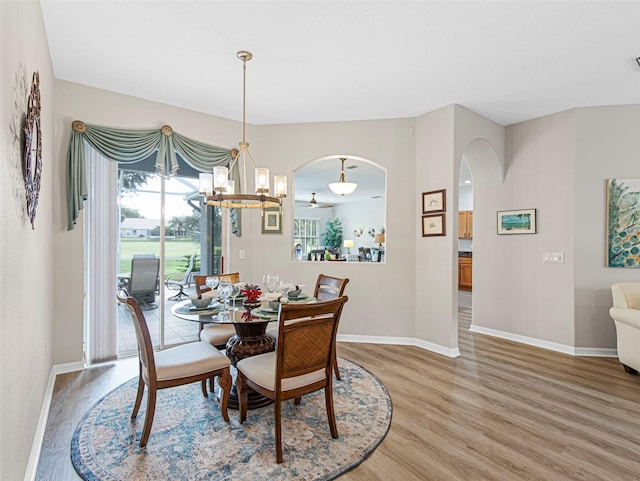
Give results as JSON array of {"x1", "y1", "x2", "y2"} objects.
[{"x1": 321, "y1": 218, "x2": 343, "y2": 252}]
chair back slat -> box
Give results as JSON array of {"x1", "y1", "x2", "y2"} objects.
[
  {"x1": 128, "y1": 257, "x2": 160, "y2": 295},
  {"x1": 194, "y1": 272, "x2": 240, "y2": 296},
  {"x1": 314, "y1": 274, "x2": 349, "y2": 301},
  {"x1": 117, "y1": 291, "x2": 156, "y2": 382},
  {"x1": 276, "y1": 297, "x2": 348, "y2": 382}
]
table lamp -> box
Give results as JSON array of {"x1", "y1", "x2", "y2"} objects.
[{"x1": 343, "y1": 239, "x2": 354, "y2": 254}]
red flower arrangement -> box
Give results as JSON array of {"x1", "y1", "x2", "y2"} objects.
[
  {"x1": 241, "y1": 284, "x2": 262, "y2": 301},
  {"x1": 241, "y1": 284, "x2": 262, "y2": 322}
]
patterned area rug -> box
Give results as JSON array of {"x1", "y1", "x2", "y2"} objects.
[{"x1": 71, "y1": 358, "x2": 392, "y2": 480}]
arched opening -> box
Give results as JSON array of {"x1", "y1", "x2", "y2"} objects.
[
  {"x1": 293, "y1": 155, "x2": 387, "y2": 263},
  {"x1": 455, "y1": 138, "x2": 503, "y2": 353}
]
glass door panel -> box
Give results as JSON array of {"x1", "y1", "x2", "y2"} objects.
[{"x1": 117, "y1": 162, "x2": 223, "y2": 358}]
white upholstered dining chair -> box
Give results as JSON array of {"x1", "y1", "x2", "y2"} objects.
[
  {"x1": 117, "y1": 290, "x2": 232, "y2": 447},
  {"x1": 237, "y1": 296, "x2": 348, "y2": 463}
]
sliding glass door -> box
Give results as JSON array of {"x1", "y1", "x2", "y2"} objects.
[{"x1": 116, "y1": 160, "x2": 222, "y2": 358}]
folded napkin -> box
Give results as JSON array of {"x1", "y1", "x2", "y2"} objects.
[
  {"x1": 201, "y1": 290, "x2": 218, "y2": 299},
  {"x1": 261, "y1": 292, "x2": 280, "y2": 301}
]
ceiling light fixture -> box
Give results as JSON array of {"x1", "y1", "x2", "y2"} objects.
[
  {"x1": 328, "y1": 157, "x2": 358, "y2": 196},
  {"x1": 199, "y1": 51, "x2": 286, "y2": 212}
]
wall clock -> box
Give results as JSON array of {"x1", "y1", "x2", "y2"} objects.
[{"x1": 23, "y1": 71, "x2": 42, "y2": 229}]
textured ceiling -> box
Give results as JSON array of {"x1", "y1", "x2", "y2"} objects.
[{"x1": 41, "y1": 1, "x2": 640, "y2": 127}]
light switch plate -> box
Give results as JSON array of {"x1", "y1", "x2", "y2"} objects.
[
  {"x1": 239, "y1": 249, "x2": 245, "y2": 259},
  {"x1": 543, "y1": 252, "x2": 564, "y2": 263}
]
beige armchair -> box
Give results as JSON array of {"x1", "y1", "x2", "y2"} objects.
[{"x1": 609, "y1": 283, "x2": 640, "y2": 375}]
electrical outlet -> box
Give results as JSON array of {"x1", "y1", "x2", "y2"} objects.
[
  {"x1": 239, "y1": 249, "x2": 245, "y2": 259},
  {"x1": 543, "y1": 252, "x2": 564, "y2": 263}
]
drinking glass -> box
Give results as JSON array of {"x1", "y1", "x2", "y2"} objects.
[
  {"x1": 262, "y1": 274, "x2": 280, "y2": 294},
  {"x1": 230, "y1": 283, "x2": 242, "y2": 311},
  {"x1": 279, "y1": 279, "x2": 293, "y2": 297},
  {"x1": 217, "y1": 279, "x2": 233, "y2": 318},
  {"x1": 205, "y1": 276, "x2": 219, "y2": 291}
]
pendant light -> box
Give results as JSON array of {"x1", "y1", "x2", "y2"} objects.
[{"x1": 328, "y1": 157, "x2": 357, "y2": 196}]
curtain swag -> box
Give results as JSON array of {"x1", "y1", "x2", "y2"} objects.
[{"x1": 66, "y1": 120, "x2": 242, "y2": 235}]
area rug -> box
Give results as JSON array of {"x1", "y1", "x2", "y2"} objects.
[{"x1": 71, "y1": 358, "x2": 392, "y2": 480}]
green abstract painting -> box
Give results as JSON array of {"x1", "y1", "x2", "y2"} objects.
[{"x1": 607, "y1": 178, "x2": 640, "y2": 267}]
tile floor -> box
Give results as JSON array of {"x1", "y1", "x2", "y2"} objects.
[{"x1": 117, "y1": 285, "x2": 200, "y2": 358}]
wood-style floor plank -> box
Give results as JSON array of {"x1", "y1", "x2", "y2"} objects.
[{"x1": 36, "y1": 293, "x2": 640, "y2": 480}]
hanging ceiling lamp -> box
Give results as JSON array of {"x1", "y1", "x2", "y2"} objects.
[
  {"x1": 328, "y1": 157, "x2": 357, "y2": 196},
  {"x1": 200, "y1": 51, "x2": 286, "y2": 211}
]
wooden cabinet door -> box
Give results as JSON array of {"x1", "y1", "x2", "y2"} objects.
[
  {"x1": 458, "y1": 258, "x2": 472, "y2": 290},
  {"x1": 458, "y1": 212, "x2": 468, "y2": 239},
  {"x1": 458, "y1": 211, "x2": 473, "y2": 239}
]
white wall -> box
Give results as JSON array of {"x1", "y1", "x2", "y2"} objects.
[
  {"x1": 574, "y1": 105, "x2": 640, "y2": 348},
  {"x1": 335, "y1": 197, "x2": 386, "y2": 255},
  {"x1": 248, "y1": 120, "x2": 416, "y2": 338},
  {"x1": 0, "y1": 2, "x2": 55, "y2": 479},
  {"x1": 473, "y1": 109, "x2": 576, "y2": 346}
]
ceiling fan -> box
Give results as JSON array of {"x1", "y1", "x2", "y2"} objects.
[{"x1": 308, "y1": 192, "x2": 333, "y2": 209}]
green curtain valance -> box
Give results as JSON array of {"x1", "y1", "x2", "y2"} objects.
[{"x1": 66, "y1": 121, "x2": 241, "y2": 234}]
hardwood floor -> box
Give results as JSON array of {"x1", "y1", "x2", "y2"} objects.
[{"x1": 37, "y1": 292, "x2": 640, "y2": 480}]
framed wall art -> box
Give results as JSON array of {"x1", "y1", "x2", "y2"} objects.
[
  {"x1": 422, "y1": 189, "x2": 446, "y2": 214},
  {"x1": 606, "y1": 178, "x2": 640, "y2": 267},
  {"x1": 422, "y1": 213, "x2": 446, "y2": 237},
  {"x1": 497, "y1": 209, "x2": 537, "y2": 235},
  {"x1": 261, "y1": 207, "x2": 282, "y2": 235}
]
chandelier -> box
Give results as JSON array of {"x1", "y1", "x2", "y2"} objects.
[
  {"x1": 328, "y1": 157, "x2": 357, "y2": 196},
  {"x1": 199, "y1": 51, "x2": 286, "y2": 211}
]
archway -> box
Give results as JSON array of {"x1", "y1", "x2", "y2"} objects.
[{"x1": 454, "y1": 137, "x2": 503, "y2": 352}]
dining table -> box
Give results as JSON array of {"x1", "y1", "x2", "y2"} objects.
[{"x1": 171, "y1": 293, "x2": 316, "y2": 409}]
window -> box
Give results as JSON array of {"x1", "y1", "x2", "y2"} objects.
[{"x1": 294, "y1": 218, "x2": 320, "y2": 258}]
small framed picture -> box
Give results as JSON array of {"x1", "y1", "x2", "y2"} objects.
[
  {"x1": 497, "y1": 209, "x2": 537, "y2": 235},
  {"x1": 422, "y1": 213, "x2": 446, "y2": 237},
  {"x1": 422, "y1": 189, "x2": 446, "y2": 214},
  {"x1": 262, "y1": 208, "x2": 282, "y2": 235}
]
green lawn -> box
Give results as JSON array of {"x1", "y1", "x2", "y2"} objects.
[{"x1": 119, "y1": 238, "x2": 199, "y2": 275}]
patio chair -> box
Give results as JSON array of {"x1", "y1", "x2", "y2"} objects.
[
  {"x1": 165, "y1": 254, "x2": 196, "y2": 301},
  {"x1": 128, "y1": 257, "x2": 160, "y2": 310}
]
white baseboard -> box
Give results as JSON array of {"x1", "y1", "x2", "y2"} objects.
[
  {"x1": 337, "y1": 334, "x2": 461, "y2": 358},
  {"x1": 24, "y1": 361, "x2": 85, "y2": 481},
  {"x1": 468, "y1": 324, "x2": 617, "y2": 358}
]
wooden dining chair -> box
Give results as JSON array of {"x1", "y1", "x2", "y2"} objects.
[
  {"x1": 237, "y1": 296, "x2": 348, "y2": 463},
  {"x1": 193, "y1": 272, "x2": 241, "y2": 349},
  {"x1": 314, "y1": 274, "x2": 350, "y2": 380},
  {"x1": 117, "y1": 290, "x2": 232, "y2": 447},
  {"x1": 266, "y1": 274, "x2": 349, "y2": 379},
  {"x1": 193, "y1": 272, "x2": 241, "y2": 296}
]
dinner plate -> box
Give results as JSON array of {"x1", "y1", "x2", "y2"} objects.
[
  {"x1": 189, "y1": 302, "x2": 221, "y2": 311},
  {"x1": 287, "y1": 294, "x2": 310, "y2": 302},
  {"x1": 252, "y1": 309, "x2": 277, "y2": 319}
]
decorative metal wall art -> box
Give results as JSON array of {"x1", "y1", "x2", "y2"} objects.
[{"x1": 23, "y1": 71, "x2": 42, "y2": 229}]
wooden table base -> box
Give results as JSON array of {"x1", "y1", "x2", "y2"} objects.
[{"x1": 225, "y1": 323, "x2": 275, "y2": 410}]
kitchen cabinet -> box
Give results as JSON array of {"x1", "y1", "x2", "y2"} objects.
[
  {"x1": 458, "y1": 256, "x2": 472, "y2": 291},
  {"x1": 458, "y1": 210, "x2": 473, "y2": 239}
]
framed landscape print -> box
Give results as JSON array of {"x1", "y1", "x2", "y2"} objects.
[
  {"x1": 422, "y1": 189, "x2": 446, "y2": 214},
  {"x1": 497, "y1": 209, "x2": 537, "y2": 235},
  {"x1": 261, "y1": 208, "x2": 282, "y2": 234},
  {"x1": 606, "y1": 178, "x2": 640, "y2": 267},
  {"x1": 422, "y1": 213, "x2": 446, "y2": 237}
]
